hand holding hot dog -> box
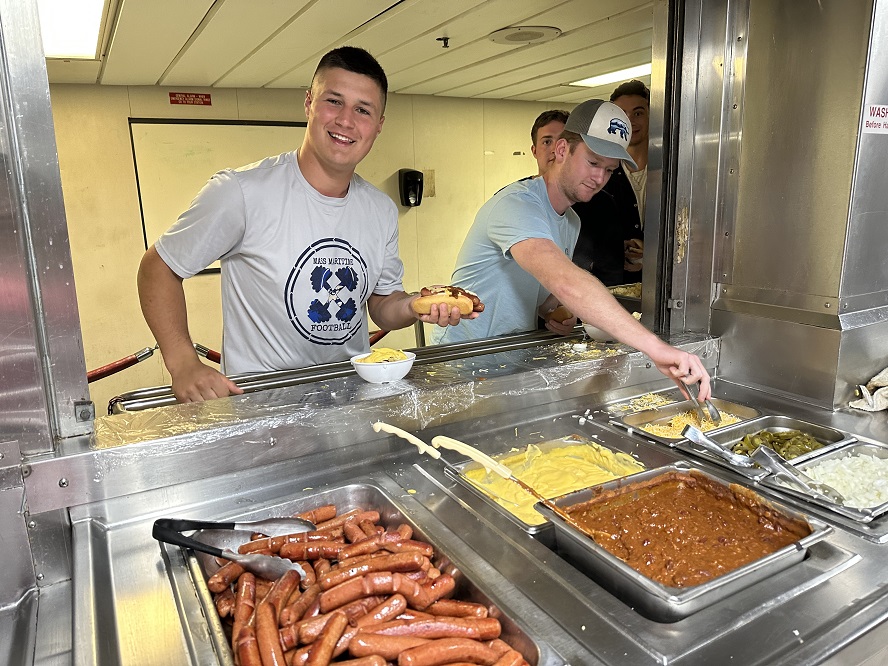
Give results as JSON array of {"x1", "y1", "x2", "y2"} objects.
[{"x1": 411, "y1": 286, "x2": 484, "y2": 327}]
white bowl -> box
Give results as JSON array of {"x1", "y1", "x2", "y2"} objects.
[
  {"x1": 582, "y1": 323, "x2": 615, "y2": 342},
  {"x1": 350, "y1": 351, "x2": 416, "y2": 383}
]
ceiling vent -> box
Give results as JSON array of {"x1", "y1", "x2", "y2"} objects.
[{"x1": 488, "y1": 26, "x2": 561, "y2": 46}]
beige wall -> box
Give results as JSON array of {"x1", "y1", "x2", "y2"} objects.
[{"x1": 49, "y1": 83, "x2": 565, "y2": 412}]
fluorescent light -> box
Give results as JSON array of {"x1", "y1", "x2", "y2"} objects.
[
  {"x1": 569, "y1": 63, "x2": 652, "y2": 88},
  {"x1": 37, "y1": 0, "x2": 104, "y2": 59}
]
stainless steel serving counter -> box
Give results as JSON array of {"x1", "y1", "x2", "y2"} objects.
[{"x1": 15, "y1": 334, "x2": 888, "y2": 665}]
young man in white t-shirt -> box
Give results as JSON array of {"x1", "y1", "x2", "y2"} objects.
[{"x1": 138, "y1": 47, "x2": 474, "y2": 402}]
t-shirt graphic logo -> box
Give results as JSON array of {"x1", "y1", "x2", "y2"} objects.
[{"x1": 284, "y1": 237, "x2": 369, "y2": 345}]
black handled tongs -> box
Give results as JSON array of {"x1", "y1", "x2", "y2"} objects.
[{"x1": 152, "y1": 518, "x2": 311, "y2": 580}]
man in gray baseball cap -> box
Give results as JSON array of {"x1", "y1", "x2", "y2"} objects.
[
  {"x1": 564, "y1": 98, "x2": 638, "y2": 170},
  {"x1": 434, "y1": 98, "x2": 712, "y2": 400}
]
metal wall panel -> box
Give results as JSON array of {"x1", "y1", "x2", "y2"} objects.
[
  {"x1": 731, "y1": 0, "x2": 870, "y2": 300},
  {"x1": 0, "y1": 0, "x2": 91, "y2": 450},
  {"x1": 843, "y1": 0, "x2": 888, "y2": 300}
]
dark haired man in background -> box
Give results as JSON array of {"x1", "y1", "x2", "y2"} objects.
[
  {"x1": 529, "y1": 109, "x2": 569, "y2": 178},
  {"x1": 572, "y1": 79, "x2": 650, "y2": 286},
  {"x1": 138, "y1": 46, "x2": 471, "y2": 402}
]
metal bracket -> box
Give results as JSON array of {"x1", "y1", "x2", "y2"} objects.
[
  {"x1": 74, "y1": 400, "x2": 95, "y2": 422},
  {"x1": 668, "y1": 299, "x2": 685, "y2": 310}
]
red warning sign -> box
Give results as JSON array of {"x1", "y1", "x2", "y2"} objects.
[{"x1": 169, "y1": 92, "x2": 212, "y2": 106}]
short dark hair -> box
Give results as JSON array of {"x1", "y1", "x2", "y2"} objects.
[
  {"x1": 610, "y1": 79, "x2": 650, "y2": 104},
  {"x1": 313, "y1": 46, "x2": 388, "y2": 109},
  {"x1": 531, "y1": 109, "x2": 570, "y2": 144}
]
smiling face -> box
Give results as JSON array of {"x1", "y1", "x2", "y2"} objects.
[
  {"x1": 530, "y1": 119, "x2": 566, "y2": 176},
  {"x1": 613, "y1": 93, "x2": 649, "y2": 149},
  {"x1": 301, "y1": 66, "x2": 386, "y2": 188}
]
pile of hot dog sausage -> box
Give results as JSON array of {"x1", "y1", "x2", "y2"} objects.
[{"x1": 207, "y1": 503, "x2": 530, "y2": 666}]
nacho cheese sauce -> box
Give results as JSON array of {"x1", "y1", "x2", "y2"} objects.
[
  {"x1": 565, "y1": 471, "x2": 811, "y2": 588},
  {"x1": 464, "y1": 441, "x2": 645, "y2": 525},
  {"x1": 355, "y1": 348, "x2": 408, "y2": 363}
]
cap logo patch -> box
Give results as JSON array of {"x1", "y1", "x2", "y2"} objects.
[{"x1": 607, "y1": 118, "x2": 630, "y2": 141}]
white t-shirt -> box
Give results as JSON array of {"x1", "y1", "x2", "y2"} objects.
[{"x1": 155, "y1": 151, "x2": 404, "y2": 375}]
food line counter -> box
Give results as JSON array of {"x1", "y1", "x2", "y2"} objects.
[{"x1": 21, "y1": 334, "x2": 888, "y2": 665}]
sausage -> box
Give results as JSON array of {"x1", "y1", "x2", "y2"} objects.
[
  {"x1": 320, "y1": 572, "x2": 435, "y2": 613},
  {"x1": 426, "y1": 599, "x2": 489, "y2": 618},
  {"x1": 264, "y1": 568, "x2": 302, "y2": 621},
  {"x1": 335, "y1": 658, "x2": 387, "y2": 666},
  {"x1": 315, "y1": 509, "x2": 378, "y2": 531},
  {"x1": 279, "y1": 541, "x2": 348, "y2": 561},
  {"x1": 358, "y1": 519, "x2": 379, "y2": 538},
  {"x1": 214, "y1": 587, "x2": 236, "y2": 618},
  {"x1": 280, "y1": 583, "x2": 320, "y2": 626},
  {"x1": 281, "y1": 596, "x2": 384, "y2": 649},
  {"x1": 239, "y1": 531, "x2": 345, "y2": 555},
  {"x1": 359, "y1": 616, "x2": 501, "y2": 640},
  {"x1": 255, "y1": 601, "x2": 287, "y2": 666},
  {"x1": 296, "y1": 504, "x2": 337, "y2": 525},
  {"x1": 231, "y1": 573, "x2": 256, "y2": 652},
  {"x1": 335, "y1": 657, "x2": 387, "y2": 666},
  {"x1": 395, "y1": 609, "x2": 436, "y2": 622},
  {"x1": 397, "y1": 637, "x2": 500, "y2": 666},
  {"x1": 492, "y1": 648, "x2": 526, "y2": 666},
  {"x1": 396, "y1": 524, "x2": 413, "y2": 540},
  {"x1": 312, "y1": 558, "x2": 332, "y2": 578},
  {"x1": 354, "y1": 594, "x2": 408, "y2": 628},
  {"x1": 319, "y1": 551, "x2": 427, "y2": 590},
  {"x1": 349, "y1": 633, "x2": 431, "y2": 660},
  {"x1": 208, "y1": 560, "x2": 244, "y2": 592},
  {"x1": 299, "y1": 561, "x2": 317, "y2": 590},
  {"x1": 305, "y1": 610, "x2": 348, "y2": 666},
  {"x1": 416, "y1": 574, "x2": 456, "y2": 609},
  {"x1": 287, "y1": 625, "x2": 358, "y2": 666},
  {"x1": 340, "y1": 533, "x2": 434, "y2": 560},
  {"x1": 343, "y1": 520, "x2": 368, "y2": 543},
  {"x1": 301, "y1": 595, "x2": 322, "y2": 619},
  {"x1": 484, "y1": 638, "x2": 513, "y2": 658},
  {"x1": 255, "y1": 577, "x2": 273, "y2": 600},
  {"x1": 235, "y1": 625, "x2": 263, "y2": 666}
]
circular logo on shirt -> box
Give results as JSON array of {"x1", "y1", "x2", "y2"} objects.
[{"x1": 284, "y1": 237, "x2": 369, "y2": 345}]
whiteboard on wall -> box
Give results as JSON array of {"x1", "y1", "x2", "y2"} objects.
[{"x1": 130, "y1": 119, "x2": 306, "y2": 270}]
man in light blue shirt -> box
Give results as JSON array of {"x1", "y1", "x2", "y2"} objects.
[{"x1": 434, "y1": 99, "x2": 712, "y2": 399}]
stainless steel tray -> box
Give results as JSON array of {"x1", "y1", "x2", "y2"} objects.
[
  {"x1": 535, "y1": 463, "x2": 832, "y2": 623},
  {"x1": 611, "y1": 398, "x2": 760, "y2": 447},
  {"x1": 446, "y1": 434, "x2": 667, "y2": 544},
  {"x1": 674, "y1": 415, "x2": 856, "y2": 481},
  {"x1": 761, "y1": 441, "x2": 888, "y2": 523},
  {"x1": 166, "y1": 481, "x2": 542, "y2": 665},
  {"x1": 603, "y1": 387, "x2": 686, "y2": 417}
]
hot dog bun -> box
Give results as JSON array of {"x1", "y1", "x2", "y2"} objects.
[
  {"x1": 412, "y1": 286, "x2": 484, "y2": 316},
  {"x1": 545, "y1": 305, "x2": 573, "y2": 322}
]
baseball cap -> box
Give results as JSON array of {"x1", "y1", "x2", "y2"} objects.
[{"x1": 564, "y1": 99, "x2": 637, "y2": 170}]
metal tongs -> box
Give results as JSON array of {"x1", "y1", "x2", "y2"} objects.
[
  {"x1": 682, "y1": 425, "x2": 755, "y2": 468},
  {"x1": 750, "y1": 446, "x2": 846, "y2": 504},
  {"x1": 152, "y1": 517, "x2": 314, "y2": 580},
  {"x1": 684, "y1": 380, "x2": 721, "y2": 425}
]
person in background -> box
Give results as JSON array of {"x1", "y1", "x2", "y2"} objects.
[
  {"x1": 571, "y1": 80, "x2": 650, "y2": 286},
  {"x1": 528, "y1": 109, "x2": 569, "y2": 178},
  {"x1": 433, "y1": 98, "x2": 711, "y2": 399},
  {"x1": 138, "y1": 46, "x2": 474, "y2": 403}
]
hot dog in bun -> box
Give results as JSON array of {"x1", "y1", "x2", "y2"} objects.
[{"x1": 412, "y1": 286, "x2": 485, "y2": 316}]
